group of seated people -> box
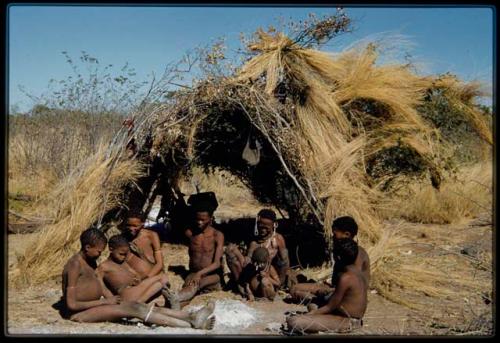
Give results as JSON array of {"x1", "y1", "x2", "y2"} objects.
[{"x1": 62, "y1": 200, "x2": 370, "y2": 334}]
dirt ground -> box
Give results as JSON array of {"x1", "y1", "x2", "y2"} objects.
[{"x1": 6, "y1": 215, "x2": 494, "y2": 337}]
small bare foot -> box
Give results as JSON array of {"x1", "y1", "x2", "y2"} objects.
[
  {"x1": 307, "y1": 303, "x2": 318, "y2": 312},
  {"x1": 201, "y1": 315, "x2": 216, "y2": 330},
  {"x1": 161, "y1": 287, "x2": 181, "y2": 310},
  {"x1": 191, "y1": 301, "x2": 216, "y2": 329}
]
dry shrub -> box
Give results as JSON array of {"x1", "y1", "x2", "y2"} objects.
[
  {"x1": 8, "y1": 110, "x2": 124, "y2": 202},
  {"x1": 379, "y1": 161, "x2": 492, "y2": 224},
  {"x1": 10, "y1": 146, "x2": 145, "y2": 287}
]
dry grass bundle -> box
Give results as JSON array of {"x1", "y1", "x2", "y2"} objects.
[
  {"x1": 10, "y1": 145, "x2": 145, "y2": 287},
  {"x1": 429, "y1": 75, "x2": 492, "y2": 145},
  {"x1": 379, "y1": 161, "x2": 492, "y2": 224},
  {"x1": 369, "y1": 221, "x2": 492, "y2": 312}
]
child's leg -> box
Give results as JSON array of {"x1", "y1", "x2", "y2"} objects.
[
  {"x1": 155, "y1": 301, "x2": 216, "y2": 329},
  {"x1": 259, "y1": 276, "x2": 276, "y2": 300},
  {"x1": 199, "y1": 274, "x2": 221, "y2": 291},
  {"x1": 286, "y1": 314, "x2": 354, "y2": 333},
  {"x1": 119, "y1": 274, "x2": 163, "y2": 301},
  {"x1": 70, "y1": 301, "x2": 210, "y2": 329},
  {"x1": 69, "y1": 302, "x2": 164, "y2": 324}
]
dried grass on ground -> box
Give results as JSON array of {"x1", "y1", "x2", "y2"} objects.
[{"x1": 379, "y1": 161, "x2": 492, "y2": 224}]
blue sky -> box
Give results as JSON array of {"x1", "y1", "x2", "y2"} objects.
[{"x1": 8, "y1": 5, "x2": 494, "y2": 112}]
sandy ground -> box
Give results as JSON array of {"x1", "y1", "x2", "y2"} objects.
[{"x1": 6, "y1": 215, "x2": 493, "y2": 337}]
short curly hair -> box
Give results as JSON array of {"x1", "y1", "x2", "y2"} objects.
[
  {"x1": 108, "y1": 235, "x2": 129, "y2": 249},
  {"x1": 80, "y1": 228, "x2": 107, "y2": 248},
  {"x1": 252, "y1": 247, "x2": 270, "y2": 264},
  {"x1": 332, "y1": 216, "x2": 358, "y2": 237}
]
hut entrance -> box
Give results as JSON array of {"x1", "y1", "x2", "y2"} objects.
[{"x1": 111, "y1": 105, "x2": 330, "y2": 268}]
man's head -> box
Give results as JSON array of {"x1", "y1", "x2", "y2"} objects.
[
  {"x1": 332, "y1": 238, "x2": 358, "y2": 267},
  {"x1": 252, "y1": 247, "x2": 270, "y2": 270},
  {"x1": 126, "y1": 213, "x2": 145, "y2": 237},
  {"x1": 193, "y1": 200, "x2": 214, "y2": 231},
  {"x1": 256, "y1": 209, "x2": 277, "y2": 238},
  {"x1": 80, "y1": 228, "x2": 107, "y2": 259},
  {"x1": 332, "y1": 216, "x2": 358, "y2": 241},
  {"x1": 108, "y1": 235, "x2": 130, "y2": 264}
]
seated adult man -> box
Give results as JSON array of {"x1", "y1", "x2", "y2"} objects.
[
  {"x1": 61, "y1": 227, "x2": 215, "y2": 329},
  {"x1": 225, "y1": 209, "x2": 292, "y2": 289},
  {"x1": 165, "y1": 201, "x2": 225, "y2": 310},
  {"x1": 286, "y1": 238, "x2": 368, "y2": 334},
  {"x1": 237, "y1": 247, "x2": 281, "y2": 301},
  {"x1": 97, "y1": 234, "x2": 169, "y2": 303},
  {"x1": 290, "y1": 216, "x2": 370, "y2": 306},
  {"x1": 124, "y1": 213, "x2": 169, "y2": 283}
]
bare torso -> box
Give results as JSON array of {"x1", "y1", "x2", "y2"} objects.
[
  {"x1": 126, "y1": 229, "x2": 156, "y2": 278},
  {"x1": 98, "y1": 259, "x2": 141, "y2": 294},
  {"x1": 249, "y1": 232, "x2": 282, "y2": 262},
  {"x1": 336, "y1": 266, "x2": 368, "y2": 319},
  {"x1": 332, "y1": 245, "x2": 370, "y2": 287},
  {"x1": 355, "y1": 246, "x2": 370, "y2": 285},
  {"x1": 62, "y1": 253, "x2": 103, "y2": 302},
  {"x1": 187, "y1": 226, "x2": 220, "y2": 272}
]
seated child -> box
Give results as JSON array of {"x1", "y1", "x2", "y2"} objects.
[
  {"x1": 286, "y1": 238, "x2": 368, "y2": 334},
  {"x1": 61, "y1": 228, "x2": 215, "y2": 329},
  {"x1": 237, "y1": 247, "x2": 281, "y2": 301},
  {"x1": 290, "y1": 216, "x2": 370, "y2": 306},
  {"x1": 97, "y1": 235, "x2": 169, "y2": 303}
]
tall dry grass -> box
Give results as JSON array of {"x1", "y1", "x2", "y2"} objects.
[
  {"x1": 378, "y1": 161, "x2": 492, "y2": 224},
  {"x1": 11, "y1": 146, "x2": 145, "y2": 287},
  {"x1": 8, "y1": 111, "x2": 124, "y2": 203}
]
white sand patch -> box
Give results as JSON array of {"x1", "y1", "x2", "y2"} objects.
[{"x1": 187, "y1": 299, "x2": 260, "y2": 332}]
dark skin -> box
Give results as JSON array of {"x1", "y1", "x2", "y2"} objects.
[
  {"x1": 286, "y1": 264, "x2": 368, "y2": 333},
  {"x1": 170, "y1": 211, "x2": 224, "y2": 308},
  {"x1": 97, "y1": 245, "x2": 169, "y2": 303},
  {"x1": 226, "y1": 216, "x2": 290, "y2": 287},
  {"x1": 332, "y1": 228, "x2": 371, "y2": 285},
  {"x1": 62, "y1": 240, "x2": 215, "y2": 328},
  {"x1": 125, "y1": 217, "x2": 165, "y2": 280},
  {"x1": 62, "y1": 241, "x2": 120, "y2": 313},
  {"x1": 290, "y1": 228, "x2": 371, "y2": 303},
  {"x1": 239, "y1": 259, "x2": 281, "y2": 301}
]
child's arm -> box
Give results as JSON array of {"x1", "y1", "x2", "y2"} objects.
[
  {"x1": 275, "y1": 235, "x2": 290, "y2": 284},
  {"x1": 245, "y1": 283, "x2": 255, "y2": 301},
  {"x1": 268, "y1": 266, "x2": 281, "y2": 287},
  {"x1": 96, "y1": 265, "x2": 116, "y2": 298},
  {"x1": 307, "y1": 274, "x2": 351, "y2": 316},
  {"x1": 146, "y1": 231, "x2": 164, "y2": 278},
  {"x1": 245, "y1": 241, "x2": 257, "y2": 264}
]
